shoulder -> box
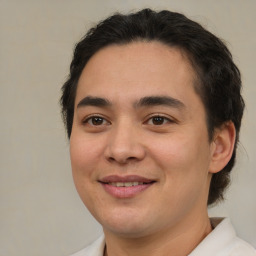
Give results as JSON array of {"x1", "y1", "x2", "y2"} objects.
[
  {"x1": 189, "y1": 218, "x2": 256, "y2": 256},
  {"x1": 69, "y1": 235, "x2": 105, "y2": 256}
]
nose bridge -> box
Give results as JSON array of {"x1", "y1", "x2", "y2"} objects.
[{"x1": 105, "y1": 117, "x2": 145, "y2": 163}]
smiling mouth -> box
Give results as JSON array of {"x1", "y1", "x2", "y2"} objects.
[
  {"x1": 99, "y1": 176, "x2": 155, "y2": 198},
  {"x1": 103, "y1": 181, "x2": 154, "y2": 187}
]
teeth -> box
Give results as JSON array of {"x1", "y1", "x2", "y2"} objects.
[{"x1": 109, "y1": 182, "x2": 144, "y2": 187}]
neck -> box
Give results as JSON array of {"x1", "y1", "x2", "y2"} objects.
[{"x1": 103, "y1": 212, "x2": 212, "y2": 256}]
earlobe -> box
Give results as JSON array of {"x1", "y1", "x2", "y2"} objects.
[{"x1": 209, "y1": 122, "x2": 236, "y2": 174}]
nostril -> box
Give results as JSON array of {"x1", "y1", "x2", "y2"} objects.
[
  {"x1": 127, "y1": 156, "x2": 137, "y2": 160},
  {"x1": 104, "y1": 137, "x2": 146, "y2": 164},
  {"x1": 107, "y1": 155, "x2": 138, "y2": 164},
  {"x1": 108, "y1": 156, "x2": 115, "y2": 162}
]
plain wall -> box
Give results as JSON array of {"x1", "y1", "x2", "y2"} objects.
[{"x1": 0, "y1": 0, "x2": 255, "y2": 255}]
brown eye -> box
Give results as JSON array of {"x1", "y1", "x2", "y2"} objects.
[
  {"x1": 146, "y1": 115, "x2": 174, "y2": 126},
  {"x1": 83, "y1": 116, "x2": 109, "y2": 126},
  {"x1": 91, "y1": 117, "x2": 104, "y2": 125},
  {"x1": 152, "y1": 116, "x2": 165, "y2": 125}
]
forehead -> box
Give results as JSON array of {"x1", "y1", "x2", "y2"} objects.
[{"x1": 76, "y1": 41, "x2": 200, "y2": 107}]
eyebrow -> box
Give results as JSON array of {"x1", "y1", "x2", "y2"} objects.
[
  {"x1": 134, "y1": 96, "x2": 185, "y2": 109},
  {"x1": 77, "y1": 95, "x2": 185, "y2": 110},
  {"x1": 77, "y1": 96, "x2": 112, "y2": 108}
]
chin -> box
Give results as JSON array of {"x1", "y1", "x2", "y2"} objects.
[
  {"x1": 98, "y1": 210, "x2": 153, "y2": 238},
  {"x1": 104, "y1": 224, "x2": 151, "y2": 239}
]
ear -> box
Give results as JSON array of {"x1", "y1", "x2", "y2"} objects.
[{"x1": 209, "y1": 122, "x2": 236, "y2": 174}]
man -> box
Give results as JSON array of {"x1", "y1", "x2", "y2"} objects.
[{"x1": 61, "y1": 9, "x2": 256, "y2": 256}]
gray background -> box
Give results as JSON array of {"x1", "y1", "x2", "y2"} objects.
[{"x1": 0, "y1": 0, "x2": 255, "y2": 255}]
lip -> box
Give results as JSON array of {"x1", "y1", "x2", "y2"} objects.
[
  {"x1": 99, "y1": 175, "x2": 156, "y2": 198},
  {"x1": 100, "y1": 175, "x2": 155, "y2": 183}
]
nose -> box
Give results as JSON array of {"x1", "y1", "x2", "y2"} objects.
[{"x1": 104, "y1": 121, "x2": 146, "y2": 165}]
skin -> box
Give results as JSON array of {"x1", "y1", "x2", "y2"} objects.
[{"x1": 70, "y1": 41, "x2": 235, "y2": 256}]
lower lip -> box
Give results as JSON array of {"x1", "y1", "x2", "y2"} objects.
[{"x1": 101, "y1": 183, "x2": 154, "y2": 198}]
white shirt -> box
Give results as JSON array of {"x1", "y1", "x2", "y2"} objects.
[{"x1": 70, "y1": 218, "x2": 256, "y2": 256}]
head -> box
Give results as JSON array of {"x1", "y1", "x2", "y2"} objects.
[{"x1": 61, "y1": 9, "x2": 244, "y2": 206}]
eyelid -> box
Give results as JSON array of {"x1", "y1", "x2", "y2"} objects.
[
  {"x1": 82, "y1": 114, "x2": 111, "y2": 125},
  {"x1": 81, "y1": 113, "x2": 176, "y2": 126},
  {"x1": 144, "y1": 114, "x2": 176, "y2": 125}
]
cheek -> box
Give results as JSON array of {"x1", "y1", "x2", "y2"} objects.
[
  {"x1": 69, "y1": 134, "x2": 104, "y2": 205},
  {"x1": 69, "y1": 134, "x2": 106, "y2": 194},
  {"x1": 70, "y1": 134, "x2": 103, "y2": 171},
  {"x1": 150, "y1": 133, "x2": 211, "y2": 211},
  {"x1": 151, "y1": 135, "x2": 193, "y2": 167},
  {"x1": 151, "y1": 131, "x2": 211, "y2": 178}
]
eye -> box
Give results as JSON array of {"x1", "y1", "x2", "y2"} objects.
[
  {"x1": 83, "y1": 116, "x2": 109, "y2": 126},
  {"x1": 146, "y1": 115, "x2": 173, "y2": 125}
]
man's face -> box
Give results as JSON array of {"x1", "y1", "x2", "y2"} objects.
[{"x1": 70, "y1": 42, "x2": 215, "y2": 238}]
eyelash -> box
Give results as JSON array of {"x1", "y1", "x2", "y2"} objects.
[
  {"x1": 82, "y1": 115, "x2": 110, "y2": 126},
  {"x1": 82, "y1": 114, "x2": 174, "y2": 127},
  {"x1": 144, "y1": 115, "x2": 174, "y2": 125}
]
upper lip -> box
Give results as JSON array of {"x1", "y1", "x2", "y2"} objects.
[{"x1": 99, "y1": 175, "x2": 155, "y2": 183}]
